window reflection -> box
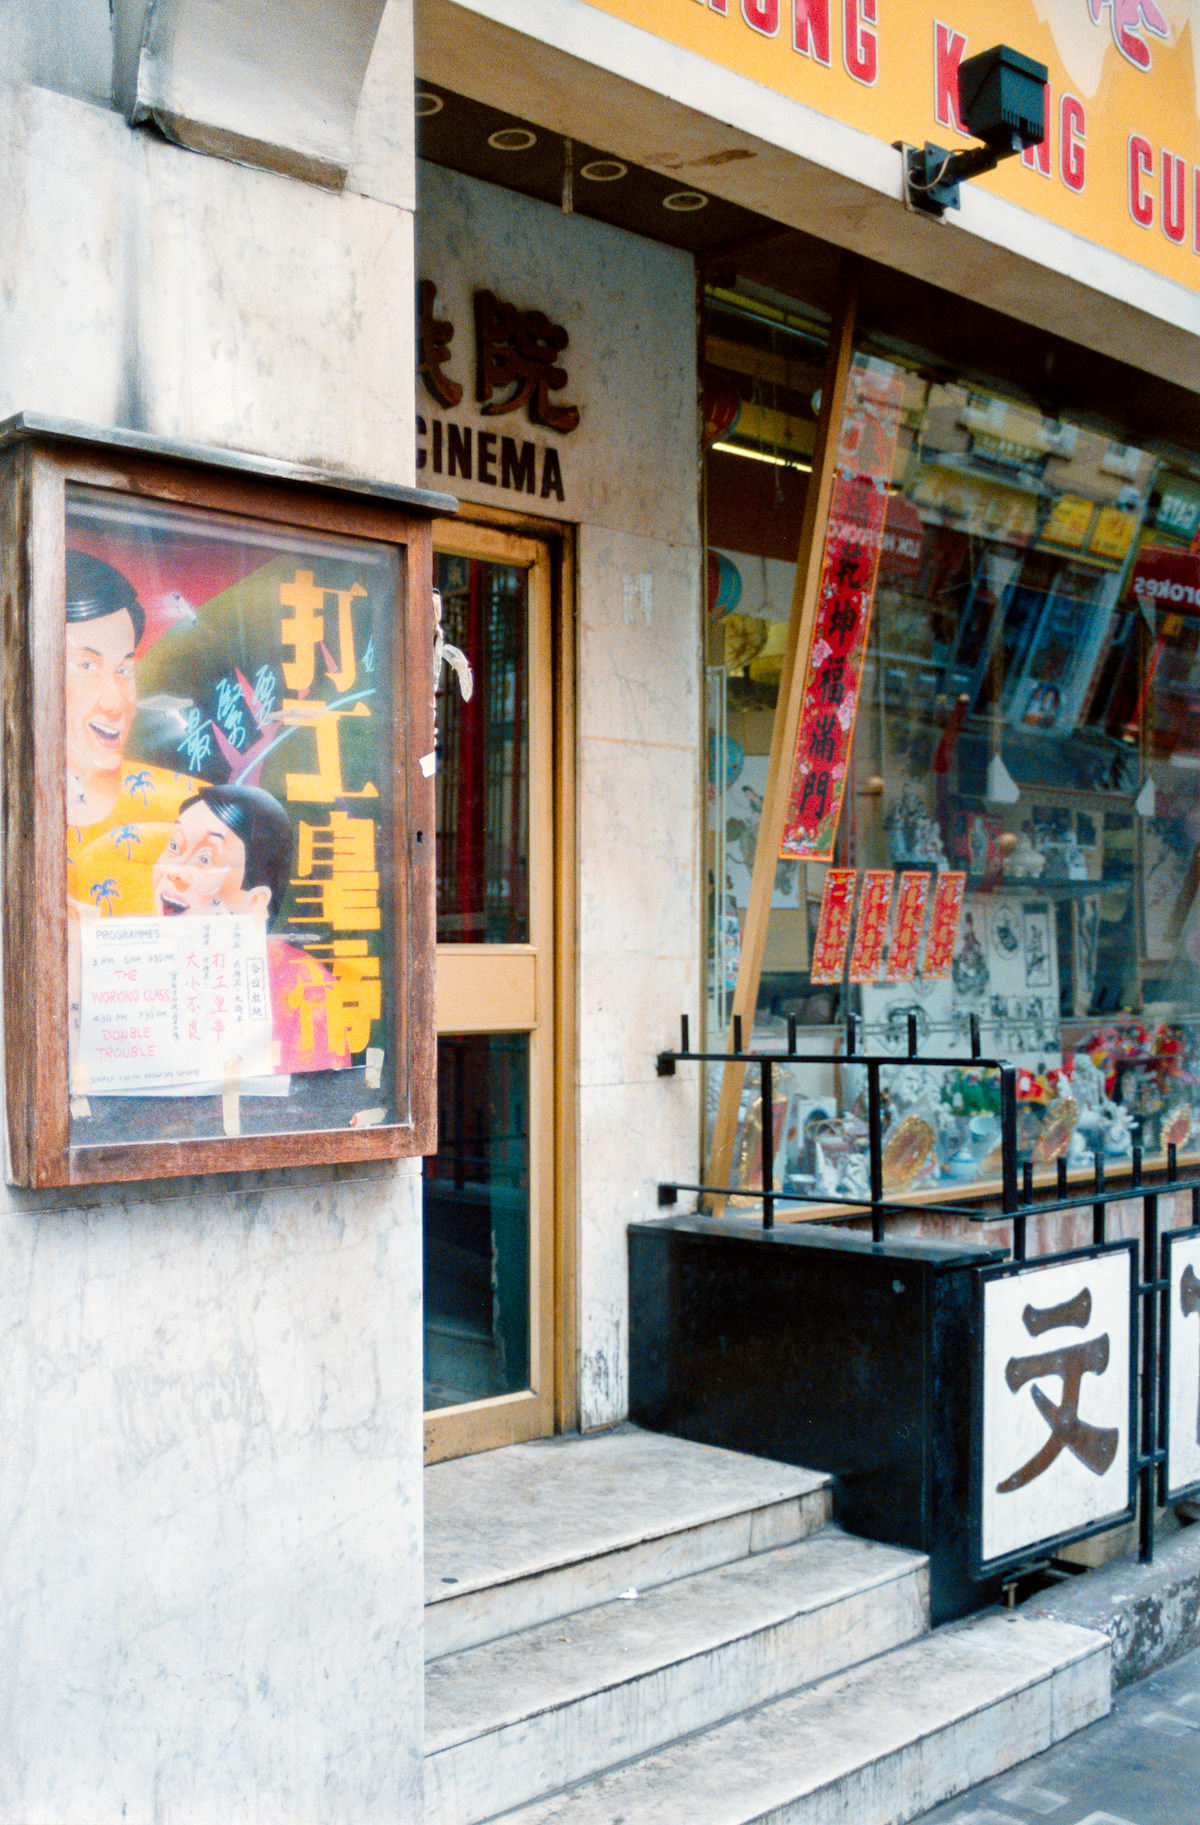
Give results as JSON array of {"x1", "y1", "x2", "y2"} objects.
[
  {"x1": 423, "y1": 1033, "x2": 530, "y2": 1409},
  {"x1": 705, "y1": 294, "x2": 1200, "y2": 1197},
  {"x1": 435, "y1": 554, "x2": 529, "y2": 944}
]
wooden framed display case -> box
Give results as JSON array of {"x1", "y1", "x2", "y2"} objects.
[{"x1": 0, "y1": 416, "x2": 454, "y2": 1187}]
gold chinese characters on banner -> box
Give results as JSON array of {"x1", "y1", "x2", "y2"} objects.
[{"x1": 810, "y1": 868, "x2": 966, "y2": 986}]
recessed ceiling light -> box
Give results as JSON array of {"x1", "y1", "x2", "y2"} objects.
[
  {"x1": 581, "y1": 159, "x2": 628, "y2": 183},
  {"x1": 488, "y1": 127, "x2": 537, "y2": 152},
  {"x1": 663, "y1": 190, "x2": 708, "y2": 212},
  {"x1": 415, "y1": 91, "x2": 443, "y2": 118}
]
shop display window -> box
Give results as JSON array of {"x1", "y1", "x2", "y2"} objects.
[{"x1": 704, "y1": 284, "x2": 1200, "y2": 1203}]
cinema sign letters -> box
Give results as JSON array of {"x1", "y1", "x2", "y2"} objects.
[
  {"x1": 1, "y1": 419, "x2": 443, "y2": 1188},
  {"x1": 416, "y1": 280, "x2": 578, "y2": 502}
]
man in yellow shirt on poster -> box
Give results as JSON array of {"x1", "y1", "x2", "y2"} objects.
[{"x1": 64, "y1": 549, "x2": 192, "y2": 918}]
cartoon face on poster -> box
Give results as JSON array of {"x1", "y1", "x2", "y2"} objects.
[{"x1": 64, "y1": 486, "x2": 403, "y2": 1145}]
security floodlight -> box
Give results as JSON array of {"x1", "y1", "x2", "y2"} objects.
[{"x1": 902, "y1": 44, "x2": 1048, "y2": 218}]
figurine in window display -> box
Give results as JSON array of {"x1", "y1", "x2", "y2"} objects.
[
  {"x1": 1066, "y1": 1051, "x2": 1133, "y2": 1163},
  {"x1": 1003, "y1": 823, "x2": 1046, "y2": 880},
  {"x1": 951, "y1": 910, "x2": 990, "y2": 996},
  {"x1": 1022, "y1": 680, "x2": 1063, "y2": 729},
  {"x1": 885, "y1": 787, "x2": 948, "y2": 868},
  {"x1": 65, "y1": 550, "x2": 192, "y2": 918},
  {"x1": 151, "y1": 785, "x2": 351, "y2": 1074}
]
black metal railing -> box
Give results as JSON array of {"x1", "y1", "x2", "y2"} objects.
[{"x1": 657, "y1": 1014, "x2": 1200, "y2": 1563}]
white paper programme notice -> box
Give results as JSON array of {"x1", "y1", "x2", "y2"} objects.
[{"x1": 78, "y1": 915, "x2": 274, "y2": 1094}]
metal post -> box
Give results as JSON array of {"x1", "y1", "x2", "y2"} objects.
[
  {"x1": 761, "y1": 1055, "x2": 775, "y2": 1231},
  {"x1": 1141, "y1": 1185, "x2": 1159, "y2": 1564},
  {"x1": 867, "y1": 1057, "x2": 884, "y2": 1244}
]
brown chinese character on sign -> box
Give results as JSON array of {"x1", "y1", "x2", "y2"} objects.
[
  {"x1": 997, "y1": 1287, "x2": 1119, "y2": 1493},
  {"x1": 418, "y1": 280, "x2": 463, "y2": 409},
  {"x1": 474, "y1": 289, "x2": 580, "y2": 433}
]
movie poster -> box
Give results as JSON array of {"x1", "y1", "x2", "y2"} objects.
[{"x1": 64, "y1": 485, "x2": 403, "y2": 1145}]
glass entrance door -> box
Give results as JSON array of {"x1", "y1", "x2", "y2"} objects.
[{"x1": 423, "y1": 521, "x2": 559, "y2": 1461}]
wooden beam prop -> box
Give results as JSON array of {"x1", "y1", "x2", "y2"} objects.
[{"x1": 706, "y1": 258, "x2": 861, "y2": 1212}]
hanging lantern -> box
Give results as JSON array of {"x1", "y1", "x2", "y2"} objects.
[
  {"x1": 707, "y1": 549, "x2": 742, "y2": 617},
  {"x1": 701, "y1": 371, "x2": 742, "y2": 445}
]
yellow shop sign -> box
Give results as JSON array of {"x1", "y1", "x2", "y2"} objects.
[{"x1": 580, "y1": 0, "x2": 1200, "y2": 287}]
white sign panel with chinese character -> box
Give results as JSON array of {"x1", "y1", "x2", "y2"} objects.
[
  {"x1": 980, "y1": 1246, "x2": 1134, "y2": 1569},
  {"x1": 77, "y1": 916, "x2": 274, "y2": 1095},
  {"x1": 1166, "y1": 1230, "x2": 1200, "y2": 1500}
]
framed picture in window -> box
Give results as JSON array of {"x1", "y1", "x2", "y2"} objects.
[{"x1": 0, "y1": 417, "x2": 448, "y2": 1186}]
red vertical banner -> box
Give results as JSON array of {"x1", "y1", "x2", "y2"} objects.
[
  {"x1": 886, "y1": 871, "x2": 931, "y2": 981},
  {"x1": 810, "y1": 868, "x2": 857, "y2": 984},
  {"x1": 849, "y1": 869, "x2": 894, "y2": 983},
  {"x1": 923, "y1": 872, "x2": 966, "y2": 978},
  {"x1": 780, "y1": 357, "x2": 906, "y2": 861}
]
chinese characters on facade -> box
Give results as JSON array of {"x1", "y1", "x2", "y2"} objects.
[{"x1": 416, "y1": 280, "x2": 579, "y2": 501}]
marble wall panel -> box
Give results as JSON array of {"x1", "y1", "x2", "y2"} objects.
[
  {"x1": 576, "y1": 525, "x2": 701, "y2": 751},
  {"x1": 577, "y1": 737, "x2": 699, "y2": 964},
  {"x1": 573, "y1": 723, "x2": 700, "y2": 1424},
  {"x1": 577, "y1": 949, "x2": 699, "y2": 1092},
  {"x1": 0, "y1": 83, "x2": 417, "y2": 484},
  {"x1": 0, "y1": 1164, "x2": 424, "y2": 1824},
  {"x1": 576, "y1": 1076, "x2": 698, "y2": 1429}
]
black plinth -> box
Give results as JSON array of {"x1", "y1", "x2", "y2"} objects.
[{"x1": 628, "y1": 1213, "x2": 1008, "y2": 1624}]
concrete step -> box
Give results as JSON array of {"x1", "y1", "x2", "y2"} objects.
[
  {"x1": 424, "y1": 1528, "x2": 928, "y2": 1825},
  {"x1": 425, "y1": 1426, "x2": 831, "y2": 1660},
  {"x1": 485, "y1": 1610, "x2": 1111, "y2": 1825}
]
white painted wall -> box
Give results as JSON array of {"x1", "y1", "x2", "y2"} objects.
[
  {"x1": 0, "y1": 0, "x2": 114, "y2": 106},
  {"x1": 416, "y1": 162, "x2": 702, "y2": 1429},
  {"x1": 0, "y1": 22, "x2": 426, "y2": 1819}
]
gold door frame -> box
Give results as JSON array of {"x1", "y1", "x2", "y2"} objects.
[{"x1": 424, "y1": 509, "x2": 577, "y2": 1463}]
